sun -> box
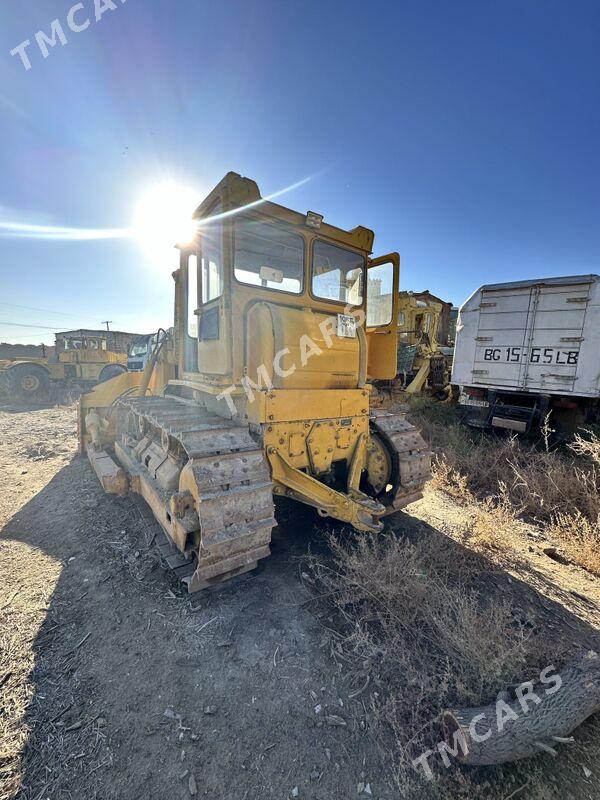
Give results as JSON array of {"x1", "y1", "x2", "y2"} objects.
[{"x1": 132, "y1": 181, "x2": 200, "y2": 263}]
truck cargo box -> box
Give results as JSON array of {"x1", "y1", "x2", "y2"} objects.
[{"x1": 452, "y1": 275, "x2": 600, "y2": 433}]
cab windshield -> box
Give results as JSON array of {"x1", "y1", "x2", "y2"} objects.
[
  {"x1": 234, "y1": 217, "x2": 304, "y2": 294},
  {"x1": 129, "y1": 343, "x2": 149, "y2": 357},
  {"x1": 311, "y1": 240, "x2": 364, "y2": 305}
]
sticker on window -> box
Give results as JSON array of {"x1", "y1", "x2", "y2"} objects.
[{"x1": 337, "y1": 313, "x2": 357, "y2": 338}]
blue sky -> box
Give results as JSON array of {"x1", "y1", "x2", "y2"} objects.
[{"x1": 0, "y1": 0, "x2": 599, "y2": 344}]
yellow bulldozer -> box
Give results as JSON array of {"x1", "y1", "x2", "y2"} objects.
[
  {"x1": 372, "y1": 291, "x2": 452, "y2": 406},
  {"x1": 395, "y1": 291, "x2": 451, "y2": 394},
  {"x1": 0, "y1": 333, "x2": 127, "y2": 401},
  {"x1": 78, "y1": 172, "x2": 431, "y2": 592}
]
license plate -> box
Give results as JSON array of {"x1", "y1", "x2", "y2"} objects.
[
  {"x1": 481, "y1": 346, "x2": 579, "y2": 366},
  {"x1": 337, "y1": 314, "x2": 357, "y2": 338},
  {"x1": 459, "y1": 391, "x2": 489, "y2": 408}
]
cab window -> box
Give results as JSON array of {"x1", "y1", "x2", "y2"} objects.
[
  {"x1": 184, "y1": 252, "x2": 199, "y2": 372},
  {"x1": 312, "y1": 240, "x2": 364, "y2": 305},
  {"x1": 201, "y1": 206, "x2": 223, "y2": 303},
  {"x1": 187, "y1": 254, "x2": 198, "y2": 338},
  {"x1": 366, "y1": 261, "x2": 394, "y2": 326},
  {"x1": 234, "y1": 218, "x2": 304, "y2": 293}
]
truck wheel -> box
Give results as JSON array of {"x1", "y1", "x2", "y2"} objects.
[
  {"x1": 97, "y1": 364, "x2": 127, "y2": 383},
  {"x1": 7, "y1": 364, "x2": 50, "y2": 401}
]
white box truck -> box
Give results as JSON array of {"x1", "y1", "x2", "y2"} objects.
[{"x1": 452, "y1": 275, "x2": 600, "y2": 434}]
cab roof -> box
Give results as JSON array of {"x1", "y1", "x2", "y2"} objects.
[{"x1": 192, "y1": 171, "x2": 375, "y2": 253}]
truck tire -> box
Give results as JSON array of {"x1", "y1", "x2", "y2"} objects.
[
  {"x1": 97, "y1": 364, "x2": 127, "y2": 383},
  {"x1": 7, "y1": 364, "x2": 50, "y2": 401}
]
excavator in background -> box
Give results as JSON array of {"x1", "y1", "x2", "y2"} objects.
[
  {"x1": 0, "y1": 332, "x2": 127, "y2": 401},
  {"x1": 78, "y1": 172, "x2": 431, "y2": 593}
]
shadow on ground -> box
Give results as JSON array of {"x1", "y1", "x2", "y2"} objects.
[{"x1": 2, "y1": 455, "x2": 599, "y2": 800}]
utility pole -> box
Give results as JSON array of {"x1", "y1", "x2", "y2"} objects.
[{"x1": 101, "y1": 321, "x2": 112, "y2": 332}]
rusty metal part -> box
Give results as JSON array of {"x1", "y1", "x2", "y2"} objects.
[
  {"x1": 370, "y1": 410, "x2": 432, "y2": 511},
  {"x1": 85, "y1": 443, "x2": 128, "y2": 496},
  {"x1": 113, "y1": 395, "x2": 276, "y2": 593},
  {"x1": 365, "y1": 432, "x2": 392, "y2": 494},
  {"x1": 267, "y1": 445, "x2": 385, "y2": 533}
]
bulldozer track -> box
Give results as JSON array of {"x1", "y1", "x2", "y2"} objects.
[
  {"x1": 115, "y1": 396, "x2": 276, "y2": 593},
  {"x1": 105, "y1": 399, "x2": 429, "y2": 593},
  {"x1": 370, "y1": 410, "x2": 431, "y2": 511}
]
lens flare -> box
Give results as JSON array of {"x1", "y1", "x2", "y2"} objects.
[
  {"x1": 0, "y1": 219, "x2": 131, "y2": 240},
  {"x1": 0, "y1": 172, "x2": 319, "y2": 265},
  {"x1": 132, "y1": 181, "x2": 200, "y2": 262}
]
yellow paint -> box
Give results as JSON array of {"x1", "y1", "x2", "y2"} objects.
[
  {"x1": 366, "y1": 253, "x2": 400, "y2": 380},
  {"x1": 263, "y1": 415, "x2": 368, "y2": 473},
  {"x1": 246, "y1": 303, "x2": 361, "y2": 390},
  {"x1": 0, "y1": 348, "x2": 127, "y2": 384},
  {"x1": 78, "y1": 172, "x2": 430, "y2": 530},
  {"x1": 267, "y1": 447, "x2": 384, "y2": 532},
  {"x1": 246, "y1": 388, "x2": 369, "y2": 424}
]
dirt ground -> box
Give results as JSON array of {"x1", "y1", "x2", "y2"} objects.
[{"x1": 1, "y1": 403, "x2": 599, "y2": 799}]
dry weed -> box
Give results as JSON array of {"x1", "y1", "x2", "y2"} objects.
[
  {"x1": 548, "y1": 512, "x2": 600, "y2": 576},
  {"x1": 570, "y1": 429, "x2": 600, "y2": 466},
  {"x1": 309, "y1": 531, "x2": 540, "y2": 795},
  {"x1": 409, "y1": 400, "x2": 600, "y2": 570}
]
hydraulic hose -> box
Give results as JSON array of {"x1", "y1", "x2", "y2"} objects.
[{"x1": 138, "y1": 328, "x2": 171, "y2": 398}]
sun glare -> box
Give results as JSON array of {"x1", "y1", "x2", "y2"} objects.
[{"x1": 133, "y1": 181, "x2": 199, "y2": 262}]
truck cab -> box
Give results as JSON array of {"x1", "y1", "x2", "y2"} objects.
[{"x1": 127, "y1": 334, "x2": 157, "y2": 372}]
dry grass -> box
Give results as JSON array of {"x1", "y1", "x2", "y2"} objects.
[
  {"x1": 408, "y1": 399, "x2": 600, "y2": 573},
  {"x1": 548, "y1": 512, "x2": 600, "y2": 576},
  {"x1": 305, "y1": 401, "x2": 598, "y2": 795},
  {"x1": 308, "y1": 531, "x2": 549, "y2": 796}
]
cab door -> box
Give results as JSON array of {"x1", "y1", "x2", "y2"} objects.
[
  {"x1": 366, "y1": 253, "x2": 400, "y2": 379},
  {"x1": 195, "y1": 205, "x2": 232, "y2": 377}
]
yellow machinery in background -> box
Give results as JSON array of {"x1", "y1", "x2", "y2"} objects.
[
  {"x1": 79, "y1": 172, "x2": 431, "y2": 592},
  {"x1": 397, "y1": 291, "x2": 451, "y2": 394},
  {"x1": 373, "y1": 291, "x2": 452, "y2": 404},
  {"x1": 0, "y1": 334, "x2": 127, "y2": 400}
]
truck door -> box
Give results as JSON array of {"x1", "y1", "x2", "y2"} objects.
[
  {"x1": 473, "y1": 285, "x2": 532, "y2": 389},
  {"x1": 366, "y1": 253, "x2": 399, "y2": 379},
  {"x1": 520, "y1": 281, "x2": 590, "y2": 393}
]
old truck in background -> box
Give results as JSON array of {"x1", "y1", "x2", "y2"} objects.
[
  {"x1": 127, "y1": 330, "x2": 173, "y2": 372},
  {"x1": 452, "y1": 275, "x2": 600, "y2": 435},
  {"x1": 0, "y1": 331, "x2": 128, "y2": 401},
  {"x1": 126, "y1": 333, "x2": 158, "y2": 372}
]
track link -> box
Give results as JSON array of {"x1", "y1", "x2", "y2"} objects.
[
  {"x1": 115, "y1": 396, "x2": 276, "y2": 593},
  {"x1": 370, "y1": 409, "x2": 432, "y2": 511}
]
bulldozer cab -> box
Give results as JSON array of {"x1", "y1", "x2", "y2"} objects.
[
  {"x1": 398, "y1": 292, "x2": 442, "y2": 347},
  {"x1": 176, "y1": 172, "x2": 400, "y2": 397},
  {"x1": 63, "y1": 336, "x2": 107, "y2": 350}
]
